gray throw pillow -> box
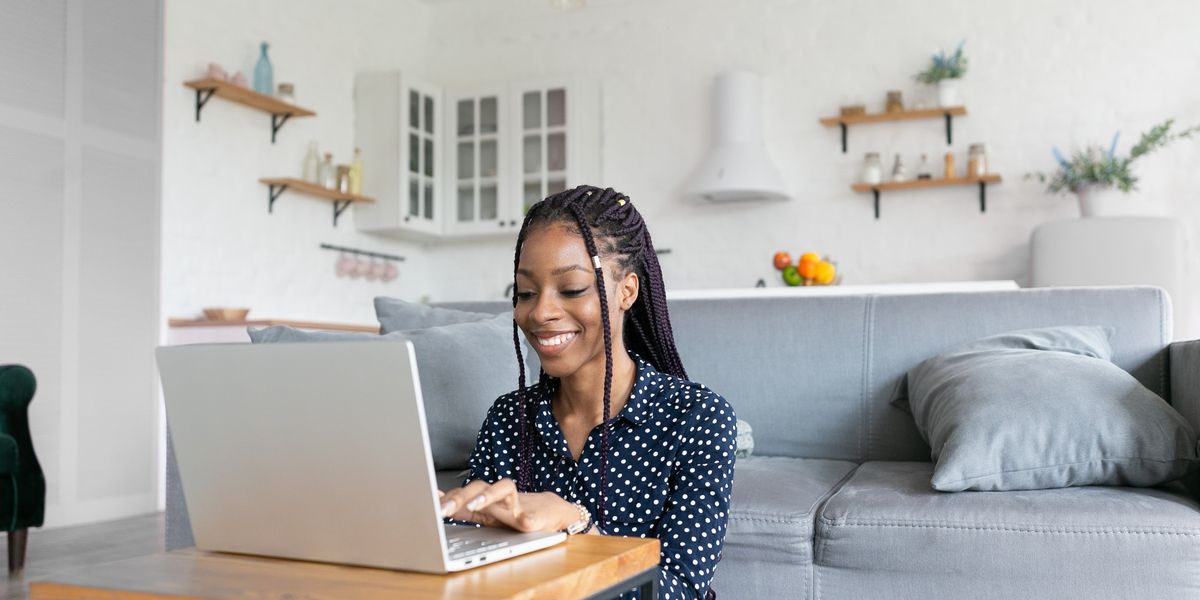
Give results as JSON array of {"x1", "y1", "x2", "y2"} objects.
[
  {"x1": 897, "y1": 326, "x2": 1198, "y2": 492},
  {"x1": 374, "y1": 296, "x2": 496, "y2": 334},
  {"x1": 249, "y1": 312, "x2": 538, "y2": 471}
]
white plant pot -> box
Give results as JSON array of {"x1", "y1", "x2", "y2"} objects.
[
  {"x1": 1075, "y1": 185, "x2": 1134, "y2": 218},
  {"x1": 936, "y1": 78, "x2": 960, "y2": 107}
]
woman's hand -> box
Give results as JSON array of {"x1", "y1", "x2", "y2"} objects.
[{"x1": 439, "y1": 478, "x2": 579, "y2": 533}]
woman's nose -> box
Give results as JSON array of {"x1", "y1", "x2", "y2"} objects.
[{"x1": 528, "y1": 291, "x2": 563, "y2": 323}]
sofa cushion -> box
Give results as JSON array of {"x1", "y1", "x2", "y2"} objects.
[
  {"x1": 249, "y1": 313, "x2": 535, "y2": 470},
  {"x1": 813, "y1": 461, "x2": 1200, "y2": 599},
  {"x1": 711, "y1": 456, "x2": 857, "y2": 600},
  {"x1": 896, "y1": 326, "x2": 1197, "y2": 491},
  {"x1": 375, "y1": 296, "x2": 495, "y2": 334}
]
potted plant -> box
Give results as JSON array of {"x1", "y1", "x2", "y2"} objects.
[
  {"x1": 915, "y1": 41, "x2": 967, "y2": 107},
  {"x1": 1028, "y1": 119, "x2": 1200, "y2": 217}
]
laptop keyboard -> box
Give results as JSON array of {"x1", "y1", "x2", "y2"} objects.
[{"x1": 446, "y1": 535, "x2": 511, "y2": 560}]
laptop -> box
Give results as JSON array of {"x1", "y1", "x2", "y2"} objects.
[{"x1": 156, "y1": 340, "x2": 566, "y2": 573}]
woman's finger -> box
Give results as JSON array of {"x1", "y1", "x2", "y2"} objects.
[
  {"x1": 441, "y1": 480, "x2": 493, "y2": 518},
  {"x1": 464, "y1": 478, "x2": 518, "y2": 512}
]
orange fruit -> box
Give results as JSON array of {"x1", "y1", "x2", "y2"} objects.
[
  {"x1": 814, "y1": 261, "x2": 837, "y2": 285},
  {"x1": 797, "y1": 261, "x2": 818, "y2": 279},
  {"x1": 799, "y1": 252, "x2": 820, "y2": 265},
  {"x1": 772, "y1": 251, "x2": 792, "y2": 271}
]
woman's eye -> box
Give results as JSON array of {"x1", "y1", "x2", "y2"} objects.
[
  {"x1": 515, "y1": 291, "x2": 535, "y2": 301},
  {"x1": 562, "y1": 288, "x2": 588, "y2": 297}
]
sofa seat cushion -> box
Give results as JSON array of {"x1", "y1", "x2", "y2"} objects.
[
  {"x1": 711, "y1": 456, "x2": 857, "y2": 599},
  {"x1": 814, "y1": 461, "x2": 1200, "y2": 599}
]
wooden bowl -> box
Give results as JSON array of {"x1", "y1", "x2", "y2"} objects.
[{"x1": 202, "y1": 307, "x2": 250, "y2": 322}]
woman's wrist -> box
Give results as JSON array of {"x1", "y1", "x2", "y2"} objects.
[{"x1": 550, "y1": 494, "x2": 590, "y2": 533}]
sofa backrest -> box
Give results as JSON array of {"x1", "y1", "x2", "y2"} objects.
[{"x1": 440, "y1": 286, "x2": 1171, "y2": 463}]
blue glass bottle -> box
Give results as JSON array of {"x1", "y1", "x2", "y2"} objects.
[{"x1": 253, "y1": 42, "x2": 273, "y2": 96}]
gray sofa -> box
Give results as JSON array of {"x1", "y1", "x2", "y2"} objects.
[{"x1": 165, "y1": 286, "x2": 1200, "y2": 599}]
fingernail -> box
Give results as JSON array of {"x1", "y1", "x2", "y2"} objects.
[
  {"x1": 441, "y1": 500, "x2": 457, "y2": 517},
  {"x1": 466, "y1": 496, "x2": 485, "y2": 511}
]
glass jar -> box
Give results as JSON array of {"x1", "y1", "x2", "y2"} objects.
[
  {"x1": 861, "y1": 153, "x2": 883, "y2": 184},
  {"x1": 336, "y1": 165, "x2": 351, "y2": 193},
  {"x1": 967, "y1": 144, "x2": 988, "y2": 178},
  {"x1": 277, "y1": 82, "x2": 296, "y2": 104}
]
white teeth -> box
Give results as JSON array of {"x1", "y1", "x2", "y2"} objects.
[{"x1": 537, "y1": 332, "x2": 576, "y2": 347}]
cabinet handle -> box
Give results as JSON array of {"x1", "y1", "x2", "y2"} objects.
[
  {"x1": 499, "y1": 221, "x2": 506, "y2": 227},
  {"x1": 404, "y1": 216, "x2": 411, "y2": 223},
  {"x1": 510, "y1": 220, "x2": 518, "y2": 226}
]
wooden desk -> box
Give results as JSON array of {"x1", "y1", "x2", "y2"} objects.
[{"x1": 29, "y1": 535, "x2": 660, "y2": 600}]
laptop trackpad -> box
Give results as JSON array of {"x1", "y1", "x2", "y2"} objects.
[{"x1": 444, "y1": 524, "x2": 562, "y2": 560}]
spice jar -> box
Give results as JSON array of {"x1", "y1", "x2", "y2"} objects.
[
  {"x1": 336, "y1": 165, "x2": 351, "y2": 193},
  {"x1": 944, "y1": 151, "x2": 956, "y2": 179},
  {"x1": 861, "y1": 153, "x2": 883, "y2": 184},
  {"x1": 885, "y1": 90, "x2": 904, "y2": 113},
  {"x1": 276, "y1": 83, "x2": 295, "y2": 103},
  {"x1": 967, "y1": 144, "x2": 988, "y2": 177}
]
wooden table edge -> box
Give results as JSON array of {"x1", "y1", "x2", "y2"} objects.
[{"x1": 28, "y1": 536, "x2": 660, "y2": 600}]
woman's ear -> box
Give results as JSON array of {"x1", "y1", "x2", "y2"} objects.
[{"x1": 618, "y1": 271, "x2": 639, "y2": 311}]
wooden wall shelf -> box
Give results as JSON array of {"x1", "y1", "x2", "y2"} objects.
[
  {"x1": 820, "y1": 106, "x2": 967, "y2": 153},
  {"x1": 184, "y1": 79, "x2": 316, "y2": 143},
  {"x1": 852, "y1": 174, "x2": 1001, "y2": 219},
  {"x1": 258, "y1": 178, "x2": 375, "y2": 227}
]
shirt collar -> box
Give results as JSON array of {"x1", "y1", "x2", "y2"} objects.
[{"x1": 533, "y1": 352, "x2": 662, "y2": 432}]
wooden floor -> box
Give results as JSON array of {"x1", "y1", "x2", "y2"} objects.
[{"x1": 0, "y1": 512, "x2": 164, "y2": 600}]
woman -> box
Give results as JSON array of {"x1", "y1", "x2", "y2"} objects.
[{"x1": 439, "y1": 185, "x2": 736, "y2": 599}]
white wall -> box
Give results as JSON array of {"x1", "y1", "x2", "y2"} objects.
[
  {"x1": 161, "y1": 0, "x2": 434, "y2": 326},
  {"x1": 0, "y1": 0, "x2": 162, "y2": 528},
  {"x1": 417, "y1": 0, "x2": 1200, "y2": 337},
  {"x1": 163, "y1": 0, "x2": 1200, "y2": 332}
]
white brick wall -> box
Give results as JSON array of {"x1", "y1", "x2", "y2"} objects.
[{"x1": 163, "y1": 0, "x2": 1200, "y2": 334}]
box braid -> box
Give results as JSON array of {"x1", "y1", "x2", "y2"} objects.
[{"x1": 510, "y1": 185, "x2": 687, "y2": 525}]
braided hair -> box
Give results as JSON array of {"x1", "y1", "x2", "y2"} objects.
[{"x1": 510, "y1": 185, "x2": 687, "y2": 523}]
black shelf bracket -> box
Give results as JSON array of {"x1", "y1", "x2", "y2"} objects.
[
  {"x1": 271, "y1": 113, "x2": 292, "y2": 144},
  {"x1": 267, "y1": 183, "x2": 288, "y2": 214},
  {"x1": 836, "y1": 109, "x2": 959, "y2": 153},
  {"x1": 194, "y1": 88, "x2": 215, "y2": 122},
  {"x1": 332, "y1": 200, "x2": 352, "y2": 227},
  {"x1": 264, "y1": 181, "x2": 286, "y2": 214},
  {"x1": 869, "y1": 181, "x2": 993, "y2": 219}
]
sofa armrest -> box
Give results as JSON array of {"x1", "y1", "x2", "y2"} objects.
[
  {"x1": 0, "y1": 366, "x2": 35, "y2": 415},
  {"x1": 1169, "y1": 340, "x2": 1200, "y2": 502},
  {"x1": 1169, "y1": 340, "x2": 1200, "y2": 434}
]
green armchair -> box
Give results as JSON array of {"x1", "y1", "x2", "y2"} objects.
[{"x1": 0, "y1": 365, "x2": 45, "y2": 573}]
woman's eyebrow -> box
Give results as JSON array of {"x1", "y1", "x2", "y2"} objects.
[{"x1": 516, "y1": 264, "x2": 589, "y2": 277}]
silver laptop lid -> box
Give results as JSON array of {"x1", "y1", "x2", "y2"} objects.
[{"x1": 157, "y1": 341, "x2": 449, "y2": 572}]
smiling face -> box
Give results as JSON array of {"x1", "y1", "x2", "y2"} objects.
[{"x1": 514, "y1": 223, "x2": 638, "y2": 379}]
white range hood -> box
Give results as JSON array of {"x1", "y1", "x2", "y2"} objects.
[{"x1": 685, "y1": 71, "x2": 789, "y2": 202}]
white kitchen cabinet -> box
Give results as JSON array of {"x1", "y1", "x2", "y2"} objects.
[
  {"x1": 510, "y1": 77, "x2": 601, "y2": 219},
  {"x1": 354, "y1": 72, "x2": 599, "y2": 242},
  {"x1": 445, "y1": 84, "x2": 512, "y2": 236},
  {"x1": 353, "y1": 72, "x2": 443, "y2": 241}
]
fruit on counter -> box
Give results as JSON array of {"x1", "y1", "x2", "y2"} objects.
[
  {"x1": 797, "y1": 260, "x2": 818, "y2": 280},
  {"x1": 782, "y1": 265, "x2": 803, "y2": 286},
  {"x1": 814, "y1": 260, "x2": 837, "y2": 285},
  {"x1": 773, "y1": 251, "x2": 792, "y2": 271},
  {"x1": 799, "y1": 252, "x2": 820, "y2": 265}
]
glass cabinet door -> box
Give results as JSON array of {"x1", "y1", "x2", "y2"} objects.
[
  {"x1": 448, "y1": 88, "x2": 507, "y2": 232},
  {"x1": 405, "y1": 87, "x2": 438, "y2": 229},
  {"x1": 519, "y1": 86, "x2": 570, "y2": 215}
]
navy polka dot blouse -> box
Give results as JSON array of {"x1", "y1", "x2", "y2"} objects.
[{"x1": 464, "y1": 353, "x2": 737, "y2": 599}]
